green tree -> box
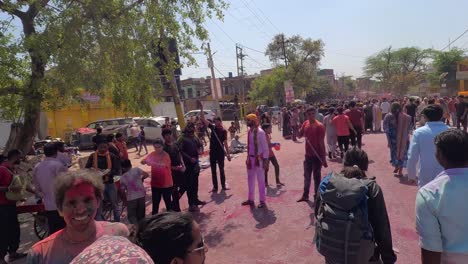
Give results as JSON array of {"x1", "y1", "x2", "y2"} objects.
[
  {"x1": 251, "y1": 33, "x2": 324, "y2": 103},
  {"x1": 364, "y1": 46, "x2": 432, "y2": 96},
  {"x1": 0, "y1": 0, "x2": 226, "y2": 153}
]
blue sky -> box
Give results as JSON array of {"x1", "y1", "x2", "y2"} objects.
[
  {"x1": 187, "y1": 0, "x2": 468, "y2": 78},
  {"x1": 2, "y1": 0, "x2": 468, "y2": 79}
]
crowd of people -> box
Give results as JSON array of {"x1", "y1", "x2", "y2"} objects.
[{"x1": 0, "y1": 94, "x2": 466, "y2": 263}]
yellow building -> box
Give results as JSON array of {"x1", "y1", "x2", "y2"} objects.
[
  {"x1": 457, "y1": 59, "x2": 468, "y2": 93},
  {"x1": 45, "y1": 97, "x2": 133, "y2": 140}
]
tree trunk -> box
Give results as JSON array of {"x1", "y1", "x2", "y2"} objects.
[{"x1": 3, "y1": 123, "x2": 24, "y2": 155}]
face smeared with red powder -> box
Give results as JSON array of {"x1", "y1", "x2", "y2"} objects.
[{"x1": 61, "y1": 181, "x2": 99, "y2": 232}]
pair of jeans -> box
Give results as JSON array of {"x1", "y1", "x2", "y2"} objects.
[
  {"x1": 127, "y1": 197, "x2": 146, "y2": 224},
  {"x1": 291, "y1": 125, "x2": 298, "y2": 141},
  {"x1": 337, "y1": 136, "x2": 350, "y2": 153},
  {"x1": 171, "y1": 170, "x2": 186, "y2": 212},
  {"x1": 45, "y1": 210, "x2": 66, "y2": 235},
  {"x1": 210, "y1": 152, "x2": 226, "y2": 190},
  {"x1": 0, "y1": 205, "x2": 20, "y2": 258},
  {"x1": 265, "y1": 156, "x2": 280, "y2": 185},
  {"x1": 151, "y1": 187, "x2": 173, "y2": 214},
  {"x1": 349, "y1": 127, "x2": 363, "y2": 148},
  {"x1": 185, "y1": 162, "x2": 201, "y2": 207},
  {"x1": 302, "y1": 156, "x2": 322, "y2": 199}
]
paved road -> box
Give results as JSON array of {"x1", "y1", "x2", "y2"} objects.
[{"x1": 13, "y1": 124, "x2": 419, "y2": 263}]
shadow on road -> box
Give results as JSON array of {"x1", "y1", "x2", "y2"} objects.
[
  {"x1": 209, "y1": 191, "x2": 233, "y2": 205},
  {"x1": 204, "y1": 222, "x2": 241, "y2": 248},
  {"x1": 249, "y1": 205, "x2": 277, "y2": 229},
  {"x1": 266, "y1": 186, "x2": 286, "y2": 198}
]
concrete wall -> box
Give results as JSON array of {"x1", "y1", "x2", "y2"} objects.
[{"x1": 151, "y1": 102, "x2": 184, "y2": 117}]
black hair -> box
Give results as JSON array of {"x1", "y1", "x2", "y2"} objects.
[
  {"x1": 43, "y1": 143, "x2": 58, "y2": 157},
  {"x1": 96, "y1": 127, "x2": 103, "y2": 133},
  {"x1": 337, "y1": 107, "x2": 344, "y2": 114},
  {"x1": 134, "y1": 212, "x2": 194, "y2": 263},
  {"x1": 261, "y1": 123, "x2": 271, "y2": 130},
  {"x1": 409, "y1": 98, "x2": 415, "y2": 102},
  {"x1": 349, "y1": 101, "x2": 357, "y2": 107},
  {"x1": 55, "y1": 141, "x2": 65, "y2": 150},
  {"x1": 153, "y1": 138, "x2": 164, "y2": 146},
  {"x1": 214, "y1": 116, "x2": 222, "y2": 122},
  {"x1": 421, "y1": 105, "x2": 443, "y2": 122},
  {"x1": 328, "y1": 107, "x2": 335, "y2": 115},
  {"x1": 115, "y1": 132, "x2": 123, "y2": 139},
  {"x1": 341, "y1": 166, "x2": 365, "y2": 179},
  {"x1": 306, "y1": 106, "x2": 316, "y2": 113},
  {"x1": 122, "y1": 159, "x2": 132, "y2": 169},
  {"x1": 95, "y1": 135, "x2": 108, "y2": 145},
  {"x1": 7, "y1": 149, "x2": 22, "y2": 160},
  {"x1": 161, "y1": 128, "x2": 172, "y2": 137},
  {"x1": 428, "y1": 99, "x2": 436, "y2": 105},
  {"x1": 106, "y1": 134, "x2": 115, "y2": 143},
  {"x1": 343, "y1": 147, "x2": 369, "y2": 172},
  {"x1": 434, "y1": 129, "x2": 468, "y2": 167}
]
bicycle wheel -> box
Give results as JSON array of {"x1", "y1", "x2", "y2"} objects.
[
  {"x1": 102, "y1": 200, "x2": 113, "y2": 221},
  {"x1": 34, "y1": 213, "x2": 49, "y2": 240}
]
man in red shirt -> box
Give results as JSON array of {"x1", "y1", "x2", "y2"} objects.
[
  {"x1": 345, "y1": 101, "x2": 365, "y2": 149},
  {"x1": 0, "y1": 150, "x2": 27, "y2": 263},
  {"x1": 297, "y1": 107, "x2": 328, "y2": 202}
]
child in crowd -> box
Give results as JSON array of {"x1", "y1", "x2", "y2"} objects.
[
  {"x1": 141, "y1": 139, "x2": 173, "y2": 215},
  {"x1": 261, "y1": 123, "x2": 283, "y2": 186},
  {"x1": 228, "y1": 122, "x2": 237, "y2": 140},
  {"x1": 120, "y1": 160, "x2": 149, "y2": 225}
]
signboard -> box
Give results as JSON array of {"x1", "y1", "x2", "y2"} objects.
[
  {"x1": 284, "y1": 80, "x2": 294, "y2": 103},
  {"x1": 456, "y1": 71, "x2": 468, "y2": 80}
]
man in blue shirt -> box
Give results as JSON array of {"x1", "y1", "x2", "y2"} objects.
[
  {"x1": 407, "y1": 105, "x2": 449, "y2": 187},
  {"x1": 416, "y1": 129, "x2": 468, "y2": 263}
]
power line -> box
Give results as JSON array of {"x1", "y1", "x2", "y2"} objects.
[
  {"x1": 210, "y1": 19, "x2": 237, "y2": 44},
  {"x1": 245, "y1": 56, "x2": 270, "y2": 68},
  {"x1": 242, "y1": 45, "x2": 265, "y2": 54},
  {"x1": 441, "y1": 28, "x2": 468, "y2": 51},
  {"x1": 247, "y1": 0, "x2": 282, "y2": 33}
]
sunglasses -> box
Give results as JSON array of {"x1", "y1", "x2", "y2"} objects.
[{"x1": 188, "y1": 236, "x2": 206, "y2": 254}]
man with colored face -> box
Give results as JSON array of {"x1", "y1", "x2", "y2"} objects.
[
  {"x1": 241, "y1": 114, "x2": 270, "y2": 208},
  {"x1": 0, "y1": 150, "x2": 27, "y2": 263},
  {"x1": 85, "y1": 135, "x2": 121, "y2": 221},
  {"x1": 27, "y1": 170, "x2": 129, "y2": 264}
]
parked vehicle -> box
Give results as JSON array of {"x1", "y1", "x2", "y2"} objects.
[
  {"x1": 134, "y1": 117, "x2": 164, "y2": 141},
  {"x1": 86, "y1": 117, "x2": 134, "y2": 137},
  {"x1": 183, "y1": 110, "x2": 216, "y2": 122}
]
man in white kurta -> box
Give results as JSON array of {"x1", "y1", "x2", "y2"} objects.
[{"x1": 241, "y1": 114, "x2": 270, "y2": 208}]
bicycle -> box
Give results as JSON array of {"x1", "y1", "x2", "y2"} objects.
[{"x1": 101, "y1": 178, "x2": 127, "y2": 222}]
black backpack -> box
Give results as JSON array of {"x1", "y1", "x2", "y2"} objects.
[{"x1": 315, "y1": 172, "x2": 375, "y2": 264}]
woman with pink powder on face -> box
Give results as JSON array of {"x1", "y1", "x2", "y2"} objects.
[{"x1": 27, "y1": 170, "x2": 129, "y2": 264}]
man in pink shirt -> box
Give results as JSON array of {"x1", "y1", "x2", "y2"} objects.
[
  {"x1": 297, "y1": 107, "x2": 328, "y2": 202},
  {"x1": 241, "y1": 114, "x2": 270, "y2": 208}
]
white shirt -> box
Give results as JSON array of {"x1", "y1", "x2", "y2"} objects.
[
  {"x1": 130, "y1": 126, "x2": 140, "y2": 137},
  {"x1": 120, "y1": 168, "x2": 146, "y2": 201},
  {"x1": 381, "y1": 102, "x2": 390, "y2": 114},
  {"x1": 33, "y1": 158, "x2": 68, "y2": 211}
]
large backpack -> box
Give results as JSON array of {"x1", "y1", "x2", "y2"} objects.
[{"x1": 315, "y1": 172, "x2": 375, "y2": 264}]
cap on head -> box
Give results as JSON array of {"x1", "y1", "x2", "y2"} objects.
[{"x1": 246, "y1": 114, "x2": 258, "y2": 121}]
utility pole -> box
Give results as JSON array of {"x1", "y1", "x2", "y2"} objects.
[
  {"x1": 236, "y1": 44, "x2": 246, "y2": 118},
  {"x1": 206, "y1": 42, "x2": 221, "y2": 116},
  {"x1": 278, "y1": 34, "x2": 288, "y2": 68}
]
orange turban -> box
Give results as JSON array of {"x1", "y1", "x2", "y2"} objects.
[{"x1": 246, "y1": 114, "x2": 258, "y2": 121}]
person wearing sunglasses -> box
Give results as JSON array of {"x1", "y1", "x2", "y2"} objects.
[{"x1": 134, "y1": 212, "x2": 207, "y2": 264}]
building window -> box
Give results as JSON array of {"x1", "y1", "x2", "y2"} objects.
[
  {"x1": 196, "y1": 91, "x2": 201, "y2": 97},
  {"x1": 188, "y1": 88, "x2": 193, "y2": 98}
]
